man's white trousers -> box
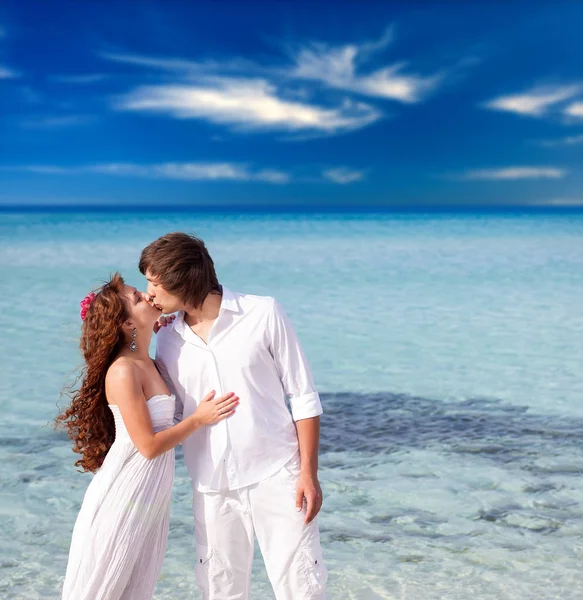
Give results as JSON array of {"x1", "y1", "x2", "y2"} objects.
[{"x1": 192, "y1": 452, "x2": 327, "y2": 600}]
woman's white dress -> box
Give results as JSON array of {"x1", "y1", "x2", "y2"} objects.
[{"x1": 62, "y1": 394, "x2": 176, "y2": 600}]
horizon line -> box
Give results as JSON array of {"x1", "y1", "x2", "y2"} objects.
[{"x1": 1, "y1": 204, "x2": 583, "y2": 215}]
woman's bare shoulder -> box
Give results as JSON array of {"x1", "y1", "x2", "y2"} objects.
[{"x1": 105, "y1": 358, "x2": 143, "y2": 402}]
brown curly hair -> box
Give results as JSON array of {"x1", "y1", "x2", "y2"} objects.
[{"x1": 56, "y1": 273, "x2": 129, "y2": 472}]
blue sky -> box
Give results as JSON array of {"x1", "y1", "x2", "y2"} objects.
[{"x1": 0, "y1": 1, "x2": 582, "y2": 208}]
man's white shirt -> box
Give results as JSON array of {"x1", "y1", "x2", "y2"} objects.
[{"x1": 155, "y1": 287, "x2": 323, "y2": 492}]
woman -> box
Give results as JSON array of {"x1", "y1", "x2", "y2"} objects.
[{"x1": 56, "y1": 273, "x2": 239, "y2": 600}]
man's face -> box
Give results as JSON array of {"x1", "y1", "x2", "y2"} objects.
[
  {"x1": 122, "y1": 284, "x2": 161, "y2": 326},
  {"x1": 145, "y1": 270, "x2": 184, "y2": 314}
]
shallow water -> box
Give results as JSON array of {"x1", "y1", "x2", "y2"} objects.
[{"x1": 1, "y1": 212, "x2": 582, "y2": 598}]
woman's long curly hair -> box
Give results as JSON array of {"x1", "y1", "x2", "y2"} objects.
[{"x1": 56, "y1": 273, "x2": 130, "y2": 472}]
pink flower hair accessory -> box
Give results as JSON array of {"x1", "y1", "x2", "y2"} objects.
[{"x1": 80, "y1": 292, "x2": 97, "y2": 321}]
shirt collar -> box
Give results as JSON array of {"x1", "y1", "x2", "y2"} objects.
[
  {"x1": 172, "y1": 311, "x2": 187, "y2": 338},
  {"x1": 220, "y1": 286, "x2": 240, "y2": 314},
  {"x1": 172, "y1": 285, "x2": 240, "y2": 339}
]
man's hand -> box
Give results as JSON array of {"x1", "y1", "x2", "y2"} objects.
[
  {"x1": 153, "y1": 314, "x2": 176, "y2": 334},
  {"x1": 296, "y1": 471, "x2": 323, "y2": 524}
]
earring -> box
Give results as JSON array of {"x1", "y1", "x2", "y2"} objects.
[{"x1": 129, "y1": 328, "x2": 138, "y2": 352}]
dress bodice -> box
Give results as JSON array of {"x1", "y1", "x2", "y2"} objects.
[{"x1": 109, "y1": 394, "x2": 176, "y2": 441}]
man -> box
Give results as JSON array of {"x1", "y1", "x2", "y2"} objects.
[{"x1": 139, "y1": 232, "x2": 327, "y2": 600}]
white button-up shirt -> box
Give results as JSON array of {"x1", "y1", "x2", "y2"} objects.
[{"x1": 155, "y1": 287, "x2": 323, "y2": 492}]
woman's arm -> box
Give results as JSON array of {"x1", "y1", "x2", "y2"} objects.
[{"x1": 105, "y1": 361, "x2": 238, "y2": 460}]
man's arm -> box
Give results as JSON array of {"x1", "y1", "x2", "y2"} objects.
[
  {"x1": 295, "y1": 416, "x2": 323, "y2": 524},
  {"x1": 269, "y1": 299, "x2": 323, "y2": 524}
]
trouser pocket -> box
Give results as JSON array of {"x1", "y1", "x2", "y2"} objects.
[{"x1": 300, "y1": 543, "x2": 328, "y2": 596}]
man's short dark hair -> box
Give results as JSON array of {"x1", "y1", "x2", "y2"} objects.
[{"x1": 139, "y1": 232, "x2": 220, "y2": 308}]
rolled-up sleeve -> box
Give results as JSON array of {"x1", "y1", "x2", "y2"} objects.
[{"x1": 269, "y1": 299, "x2": 323, "y2": 421}]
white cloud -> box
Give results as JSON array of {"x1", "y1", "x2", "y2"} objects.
[
  {"x1": 100, "y1": 51, "x2": 256, "y2": 75},
  {"x1": 565, "y1": 102, "x2": 583, "y2": 117},
  {"x1": 457, "y1": 167, "x2": 567, "y2": 180},
  {"x1": 102, "y1": 26, "x2": 454, "y2": 137},
  {"x1": 6, "y1": 162, "x2": 371, "y2": 185},
  {"x1": 19, "y1": 166, "x2": 70, "y2": 174},
  {"x1": 530, "y1": 197, "x2": 583, "y2": 207},
  {"x1": 95, "y1": 27, "x2": 473, "y2": 146},
  {"x1": 19, "y1": 86, "x2": 42, "y2": 103},
  {"x1": 100, "y1": 51, "x2": 196, "y2": 70},
  {"x1": 99, "y1": 28, "x2": 472, "y2": 140},
  {"x1": 484, "y1": 84, "x2": 582, "y2": 117},
  {"x1": 537, "y1": 134, "x2": 583, "y2": 147},
  {"x1": 21, "y1": 115, "x2": 94, "y2": 129},
  {"x1": 10, "y1": 162, "x2": 290, "y2": 183},
  {"x1": 252, "y1": 169, "x2": 290, "y2": 184},
  {"x1": 289, "y1": 29, "x2": 443, "y2": 103},
  {"x1": 0, "y1": 28, "x2": 18, "y2": 79},
  {"x1": 114, "y1": 78, "x2": 381, "y2": 134},
  {"x1": 51, "y1": 74, "x2": 108, "y2": 84},
  {"x1": 0, "y1": 65, "x2": 17, "y2": 79},
  {"x1": 323, "y1": 167, "x2": 365, "y2": 184}
]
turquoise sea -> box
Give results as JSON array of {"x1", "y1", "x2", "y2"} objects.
[{"x1": 1, "y1": 211, "x2": 583, "y2": 599}]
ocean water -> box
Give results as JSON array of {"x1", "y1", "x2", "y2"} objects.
[{"x1": 1, "y1": 211, "x2": 583, "y2": 599}]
